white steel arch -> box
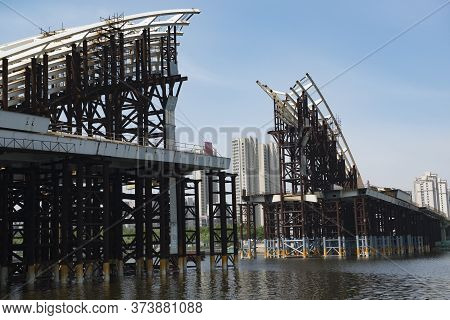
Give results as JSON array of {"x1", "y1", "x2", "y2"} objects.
[
  {"x1": 257, "y1": 73, "x2": 363, "y2": 188},
  {"x1": 0, "y1": 9, "x2": 200, "y2": 108}
]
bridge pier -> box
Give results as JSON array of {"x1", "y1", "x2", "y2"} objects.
[
  {"x1": 0, "y1": 266, "x2": 8, "y2": 287},
  {"x1": 207, "y1": 172, "x2": 238, "y2": 269},
  {"x1": 256, "y1": 191, "x2": 445, "y2": 259}
]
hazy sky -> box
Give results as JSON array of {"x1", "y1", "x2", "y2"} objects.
[{"x1": 1, "y1": 0, "x2": 449, "y2": 190}]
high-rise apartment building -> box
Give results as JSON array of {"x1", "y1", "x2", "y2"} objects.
[
  {"x1": 258, "y1": 142, "x2": 281, "y2": 195},
  {"x1": 192, "y1": 169, "x2": 209, "y2": 226},
  {"x1": 231, "y1": 137, "x2": 280, "y2": 226},
  {"x1": 231, "y1": 137, "x2": 260, "y2": 200},
  {"x1": 413, "y1": 172, "x2": 449, "y2": 218}
]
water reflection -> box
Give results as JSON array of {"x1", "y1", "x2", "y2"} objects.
[{"x1": 3, "y1": 252, "x2": 450, "y2": 300}]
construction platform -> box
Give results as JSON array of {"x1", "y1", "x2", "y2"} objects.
[
  {"x1": 0, "y1": 9, "x2": 239, "y2": 287},
  {"x1": 243, "y1": 187, "x2": 446, "y2": 259},
  {"x1": 238, "y1": 75, "x2": 450, "y2": 260}
]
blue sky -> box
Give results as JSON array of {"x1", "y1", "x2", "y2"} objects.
[{"x1": 1, "y1": 0, "x2": 449, "y2": 190}]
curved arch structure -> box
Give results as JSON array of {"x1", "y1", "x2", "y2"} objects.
[
  {"x1": 0, "y1": 9, "x2": 200, "y2": 147},
  {"x1": 257, "y1": 73, "x2": 363, "y2": 193}
]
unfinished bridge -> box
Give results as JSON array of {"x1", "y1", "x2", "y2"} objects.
[
  {"x1": 239, "y1": 74, "x2": 447, "y2": 259},
  {"x1": 0, "y1": 9, "x2": 239, "y2": 287},
  {"x1": 0, "y1": 7, "x2": 447, "y2": 289}
]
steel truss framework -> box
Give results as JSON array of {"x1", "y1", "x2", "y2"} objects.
[
  {"x1": 0, "y1": 10, "x2": 199, "y2": 147},
  {"x1": 0, "y1": 10, "x2": 240, "y2": 286},
  {"x1": 0, "y1": 162, "x2": 236, "y2": 284},
  {"x1": 256, "y1": 74, "x2": 443, "y2": 258},
  {"x1": 239, "y1": 203, "x2": 257, "y2": 259},
  {"x1": 262, "y1": 196, "x2": 440, "y2": 259},
  {"x1": 207, "y1": 171, "x2": 238, "y2": 269}
]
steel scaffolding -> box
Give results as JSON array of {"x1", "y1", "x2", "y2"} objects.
[
  {"x1": 0, "y1": 10, "x2": 239, "y2": 287},
  {"x1": 254, "y1": 74, "x2": 445, "y2": 259}
]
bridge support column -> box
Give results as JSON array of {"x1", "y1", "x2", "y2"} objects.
[
  {"x1": 159, "y1": 177, "x2": 170, "y2": 276},
  {"x1": 85, "y1": 262, "x2": 93, "y2": 280},
  {"x1": 60, "y1": 264, "x2": 69, "y2": 284},
  {"x1": 441, "y1": 225, "x2": 447, "y2": 242},
  {"x1": 146, "y1": 259, "x2": 153, "y2": 275},
  {"x1": 75, "y1": 264, "x2": 84, "y2": 284},
  {"x1": 103, "y1": 262, "x2": 110, "y2": 283},
  {"x1": 0, "y1": 266, "x2": 8, "y2": 287},
  {"x1": 207, "y1": 172, "x2": 238, "y2": 269},
  {"x1": 169, "y1": 177, "x2": 179, "y2": 258},
  {"x1": 407, "y1": 235, "x2": 414, "y2": 255},
  {"x1": 26, "y1": 265, "x2": 36, "y2": 285},
  {"x1": 116, "y1": 260, "x2": 124, "y2": 279}
]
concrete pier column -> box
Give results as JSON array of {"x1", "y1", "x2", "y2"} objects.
[
  {"x1": 264, "y1": 240, "x2": 268, "y2": 258},
  {"x1": 26, "y1": 265, "x2": 36, "y2": 285},
  {"x1": 302, "y1": 237, "x2": 307, "y2": 258},
  {"x1": 399, "y1": 236, "x2": 404, "y2": 255},
  {"x1": 169, "y1": 177, "x2": 178, "y2": 254},
  {"x1": 53, "y1": 264, "x2": 60, "y2": 283},
  {"x1": 85, "y1": 262, "x2": 93, "y2": 280},
  {"x1": 103, "y1": 262, "x2": 110, "y2": 283},
  {"x1": 60, "y1": 264, "x2": 69, "y2": 284},
  {"x1": 136, "y1": 257, "x2": 144, "y2": 276},
  {"x1": 117, "y1": 260, "x2": 124, "y2": 278},
  {"x1": 75, "y1": 263, "x2": 83, "y2": 284},
  {"x1": 195, "y1": 256, "x2": 202, "y2": 270},
  {"x1": 369, "y1": 236, "x2": 376, "y2": 256},
  {"x1": 177, "y1": 256, "x2": 186, "y2": 274},
  {"x1": 356, "y1": 235, "x2": 360, "y2": 257},
  {"x1": 210, "y1": 255, "x2": 216, "y2": 269},
  {"x1": 407, "y1": 235, "x2": 414, "y2": 255},
  {"x1": 441, "y1": 225, "x2": 447, "y2": 242},
  {"x1": 221, "y1": 255, "x2": 228, "y2": 270},
  {"x1": 364, "y1": 236, "x2": 369, "y2": 257},
  {"x1": 160, "y1": 258, "x2": 168, "y2": 276},
  {"x1": 341, "y1": 236, "x2": 346, "y2": 257},
  {"x1": 0, "y1": 266, "x2": 8, "y2": 287},
  {"x1": 418, "y1": 237, "x2": 423, "y2": 254},
  {"x1": 146, "y1": 258, "x2": 153, "y2": 275}
]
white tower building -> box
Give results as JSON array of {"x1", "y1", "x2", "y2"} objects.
[
  {"x1": 231, "y1": 137, "x2": 260, "y2": 200},
  {"x1": 231, "y1": 137, "x2": 281, "y2": 226},
  {"x1": 258, "y1": 142, "x2": 281, "y2": 195},
  {"x1": 413, "y1": 172, "x2": 449, "y2": 218}
]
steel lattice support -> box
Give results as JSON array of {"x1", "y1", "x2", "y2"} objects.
[
  {"x1": 1, "y1": 11, "x2": 200, "y2": 150},
  {"x1": 0, "y1": 169, "x2": 9, "y2": 286},
  {"x1": 207, "y1": 171, "x2": 238, "y2": 269},
  {"x1": 239, "y1": 203, "x2": 257, "y2": 259},
  {"x1": 0, "y1": 10, "x2": 239, "y2": 286},
  {"x1": 178, "y1": 178, "x2": 201, "y2": 269}
]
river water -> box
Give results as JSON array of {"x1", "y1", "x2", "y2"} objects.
[{"x1": 3, "y1": 252, "x2": 450, "y2": 300}]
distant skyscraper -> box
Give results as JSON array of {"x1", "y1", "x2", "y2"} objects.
[
  {"x1": 232, "y1": 137, "x2": 280, "y2": 226},
  {"x1": 413, "y1": 172, "x2": 449, "y2": 217},
  {"x1": 437, "y1": 179, "x2": 449, "y2": 216},
  {"x1": 192, "y1": 142, "x2": 219, "y2": 226},
  {"x1": 231, "y1": 137, "x2": 260, "y2": 200},
  {"x1": 192, "y1": 169, "x2": 209, "y2": 226},
  {"x1": 258, "y1": 142, "x2": 281, "y2": 195}
]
